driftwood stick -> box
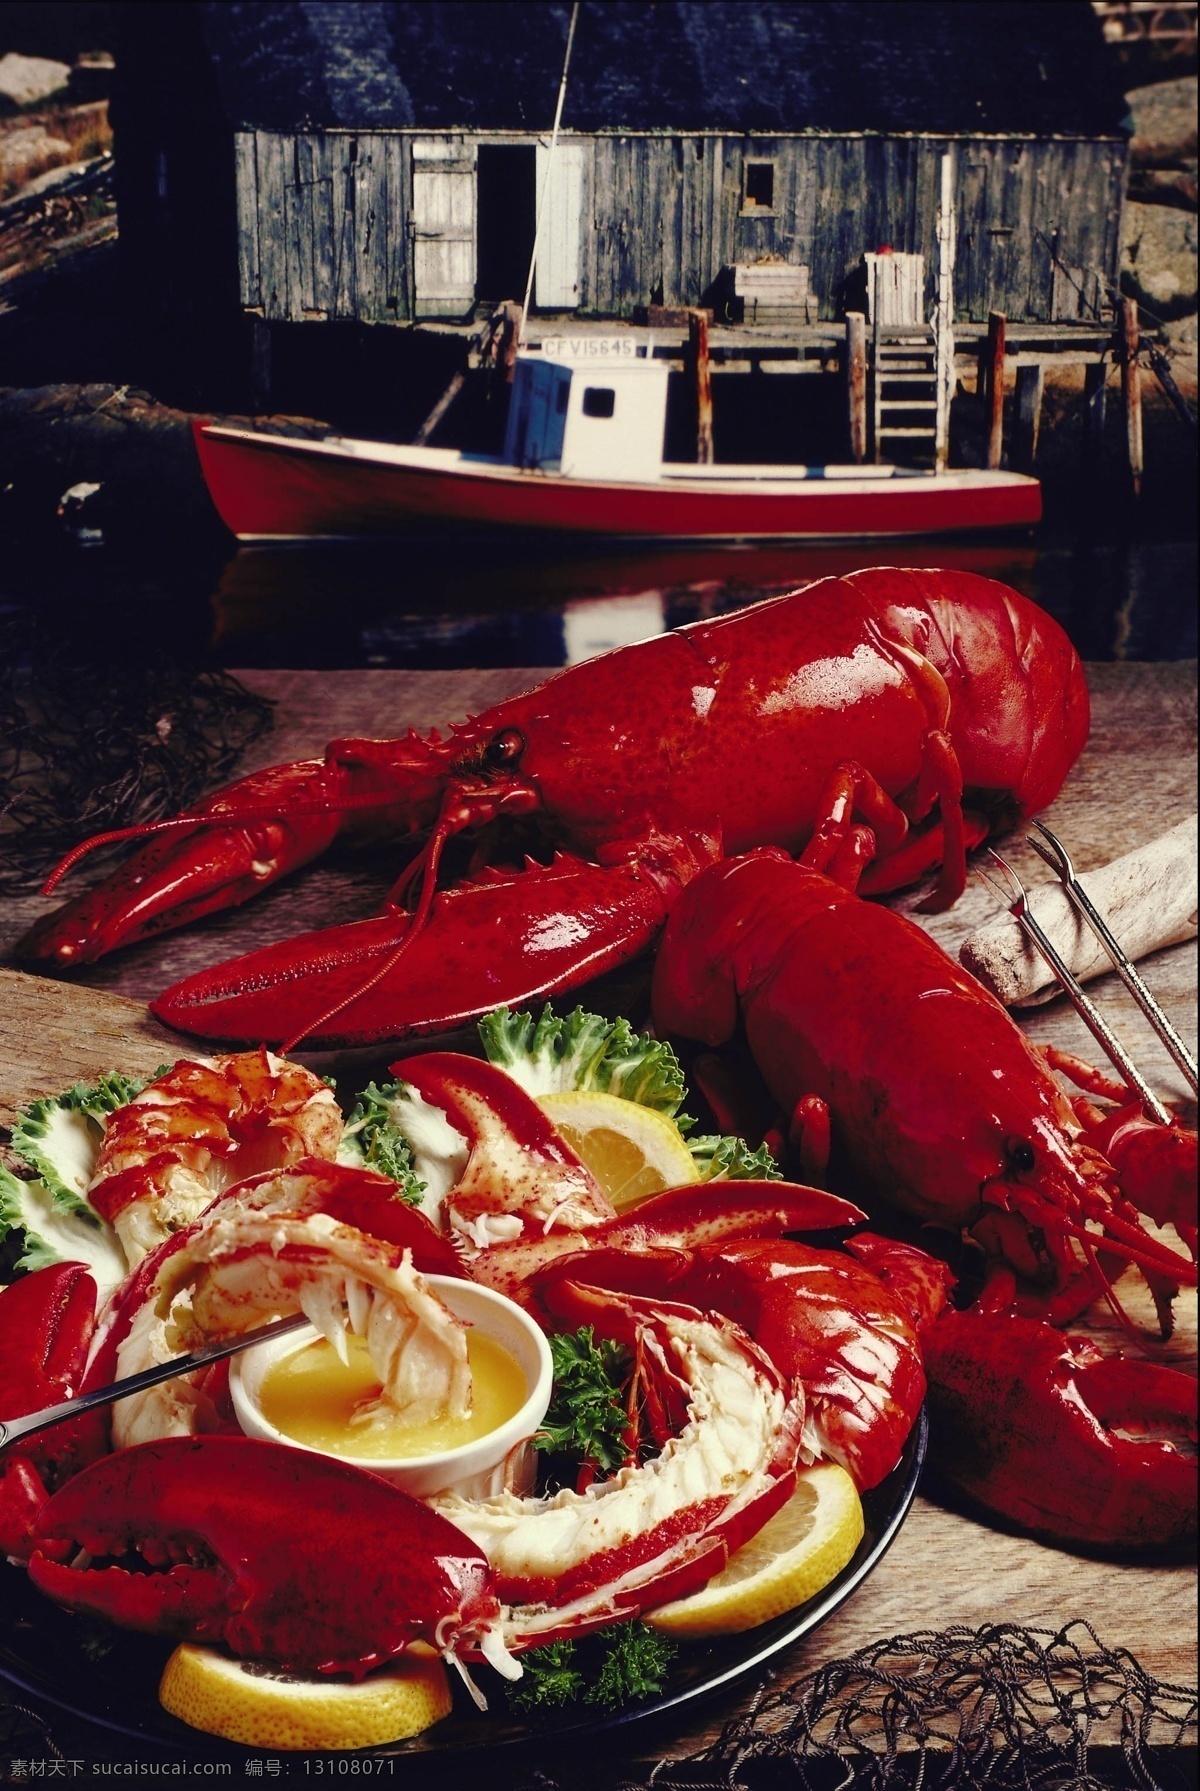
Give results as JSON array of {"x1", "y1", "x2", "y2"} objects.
[{"x1": 960, "y1": 815, "x2": 1198, "y2": 1007}]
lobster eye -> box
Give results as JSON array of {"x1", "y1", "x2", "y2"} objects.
[
  {"x1": 485, "y1": 728, "x2": 524, "y2": 768},
  {"x1": 1007, "y1": 1138, "x2": 1036, "y2": 1174}
]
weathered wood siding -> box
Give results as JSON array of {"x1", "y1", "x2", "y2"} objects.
[{"x1": 236, "y1": 129, "x2": 1126, "y2": 326}]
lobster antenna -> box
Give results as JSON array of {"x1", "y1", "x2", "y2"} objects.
[
  {"x1": 518, "y1": 1, "x2": 581, "y2": 349},
  {"x1": 280, "y1": 799, "x2": 458, "y2": 1054}
]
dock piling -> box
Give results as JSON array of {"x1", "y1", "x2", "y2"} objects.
[
  {"x1": 1013, "y1": 364, "x2": 1045, "y2": 472},
  {"x1": 687, "y1": 309, "x2": 715, "y2": 464},
  {"x1": 983, "y1": 311, "x2": 1006, "y2": 469},
  {"x1": 1084, "y1": 358, "x2": 1109, "y2": 464},
  {"x1": 846, "y1": 311, "x2": 867, "y2": 462},
  {"x1": 1121, "y1": 298, "x2": 1144, "y2": 497}
]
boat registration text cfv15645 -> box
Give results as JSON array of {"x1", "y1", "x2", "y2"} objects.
[{"x1": 537, "y1": 336, "x2": 642, "y2": 359}]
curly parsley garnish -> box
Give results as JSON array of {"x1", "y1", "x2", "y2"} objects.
[
  {"x1": 337, "y1": 1079, "x2": 427, "y2": 1208},
  {"x1": 535, "y1": 1327, "x2": 630, "y2": 1476},
  {"x1": 507, "y1": 1624, "x2": 678, "y2": 1715}
]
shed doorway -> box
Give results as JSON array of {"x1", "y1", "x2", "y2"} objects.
[{"x1": 476, "y1": 144, "x2": 537, "y2": 305}]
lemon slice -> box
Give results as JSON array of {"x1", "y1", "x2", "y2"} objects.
[
  {"x1": 159, "y1": 1643, "x2": 452, "y2": 1750},
  {"x1": 644, "y1": 1463, "x2": 864, "y2": 1638},
  {"x1": 538, "y1": 1088, "x2": 699, "y2": 1211}
]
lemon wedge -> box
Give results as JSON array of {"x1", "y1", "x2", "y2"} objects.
[
  {"x1": 644, "y1": 1464, "x2": 864, "y2": 1638},
  {"x1": 538, "y1": 1088, "x2": 700, "y2": 1210},
  {"x1": 158, "y1": 1643, "x2": 452, "y2": 1750}
]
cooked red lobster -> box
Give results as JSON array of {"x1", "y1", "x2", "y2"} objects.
[
  {"x1": 1, "y1": 1052, "x2": 926, "y2": 1683},
  {"x1": 19, "y1": 568, "x2": 1089, "y2": 1048},
  {"x1": 651, "y1": 851, "x2": 1198, "y2": 1551}
]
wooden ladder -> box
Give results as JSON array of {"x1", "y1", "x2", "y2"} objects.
[{"x1": 873, "y1": 323, "x2": 938, "y2": 464}]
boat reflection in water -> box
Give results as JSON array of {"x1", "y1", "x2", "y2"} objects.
[{"x1": 209, "y1": 536, "x2": 1039, "y2": 670}]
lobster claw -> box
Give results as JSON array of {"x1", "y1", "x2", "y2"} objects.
[
  {"x1": 28, "y1": 1437, "x2": 509, "y2": 1678},
  {"x1": 151, "y1": 845, "x2": 709, "y2": 1048},
  {"x1": 468, "y1": 1179, "x2": 867, "y2": 1308},
  {"x1": 922, "y1": 1305, "x2": 1198, "y2": 1553},
  {"x1": 0, "y1": 1263, "x2": 105, "y2": 1561}
]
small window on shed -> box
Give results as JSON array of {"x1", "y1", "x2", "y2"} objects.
[
  {"x1": 744, "y1": 161, "x2": 775, "y2": 211},
  {"x1": 582, "y1": 387, "x2": 616, "y2": 419}
]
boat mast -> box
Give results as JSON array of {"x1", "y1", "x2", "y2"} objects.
[{"x1": 518, "y1": 1, "x2": 581, "y2": 348}]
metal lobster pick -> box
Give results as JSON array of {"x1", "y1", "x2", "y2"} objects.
[
  {"x1": 975, "y1": 850, "x2": 1172, "y2": 1126},
  {"x1": 1027, "y1": 819, "x2": 1198, "y2": 1097},
  {"x1": 0, "y1": 1311, "x2": 312, "y2": 1453}
]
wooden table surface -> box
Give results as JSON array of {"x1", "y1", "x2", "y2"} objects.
[{"x1": 1, "y1": 660, "x2": 1195, "y2": 1776}]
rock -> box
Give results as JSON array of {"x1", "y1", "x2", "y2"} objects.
[
  {"x1": 0, "y1": 383, "x2": 330, "y2": 542},
  {"x1": 69, "y1": 52, "x2": 114, "y2": 105},
  {"x1": 1126, "y1": 76, "x2": 1198, "y2": 167},
  {"x1": 1122, "y1": 201, "x2": 1199, "y2": 317},
  {"x1": 1165, "y1": 312, "x2": 1198, "y2": 350},
  {"x1": 1127, "y1": 165, "x2": 1197, "y2": 213},
  {"x1": 0, "y1": 126, "x2": 73, "y2": 194},
  {"x1": 0, "y1": 52, "x2": 71, "y2": 110},
  {"x1": 1162, "y1": 313, "x2": 1198, "y2": 398}
]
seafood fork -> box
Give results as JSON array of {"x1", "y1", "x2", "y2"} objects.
[
  {"x1": 1026, "y1": 820, "x2": 1198, "y2": 1096},
  {"x1": 975, "y1": 848, "x2": 1185, "y2": 1124},
  {"x1": 0, "y1": 1312, "x2": 312, "y2": 1453}
]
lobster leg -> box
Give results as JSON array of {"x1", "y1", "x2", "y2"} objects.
[
  {"x1": 798, "y1": 763, "x2": 909, "y2": 879},
  {"x1": 857, "y1": 808, "x2": 992, "y2": 901}
]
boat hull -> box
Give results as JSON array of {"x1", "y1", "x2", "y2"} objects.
[{"x1": 193, "y1": 423, "x2": 1042, "y2": 543}]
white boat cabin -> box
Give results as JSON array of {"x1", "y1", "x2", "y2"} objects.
[{"x1": 503, "y1": 351, "x2": 669, "y2": 482}]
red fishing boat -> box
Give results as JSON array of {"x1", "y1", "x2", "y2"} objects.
[{"x1": 194, "y1": 349, "x2": 1041, "y2": 543}]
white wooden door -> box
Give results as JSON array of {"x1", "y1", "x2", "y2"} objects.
[
  {"x1": 411, "y1": 136, "x2": 477, "y2": 318},
  {"x1": 535, "y1": 140, "x2": 584, "y2": 308},
  {"x1": 865, "y1": 252, "x2": 926, "y2": 325}
]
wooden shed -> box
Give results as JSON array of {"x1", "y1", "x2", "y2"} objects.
[{"x1": 113, "y1": 1, "x2": 1130, "y2": 402}]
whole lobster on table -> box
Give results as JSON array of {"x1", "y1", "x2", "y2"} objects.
[
  {"x1": 19, "y1": 568, "x2": 1089, "y2": 1049},
  {"x1": 651, "y1": 850, "x2": 1198, "y2": 1552}
]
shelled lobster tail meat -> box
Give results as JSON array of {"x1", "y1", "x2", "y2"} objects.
[
  {"x1": 19, "y1": 569, "x2": 1089, "y2": 1048},
  {"x1": 651, "y1": 851, "x2": 1198, "y2": 1551},
  {"x1": 89, "y1": 1048, "x2": 344, "y2": 1265},
  {"x1": 532, "y1": 1233, "x2": 937, "y2": 1493},
  {"x1": 27, "y1": 1437, "x2": 511, "y2": 1679},
  {"x1": 438, "y1": 1279, "x2": 807, "y2": 1652},
  {"x1": 81, "y1": 1160, "x2": 469, "y2": 1450}
]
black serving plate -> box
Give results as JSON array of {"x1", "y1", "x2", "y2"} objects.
[{"x1": 0, "y1": 1411, "x2": 925, "y2": 1762}]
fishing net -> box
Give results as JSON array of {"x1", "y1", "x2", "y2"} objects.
[
  {"x1": 0, "y1": 1621, "x2": 1194, "y2": 1781},
  {"x1": 591, "y1": 1621, "x2": 1198, "y2": 1791},
  {"x1": 0, "y1": 633, "x2": 274, "y2": 895}
]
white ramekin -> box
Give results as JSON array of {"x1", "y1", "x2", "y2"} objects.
[{"x1": 229, "y1": 1275, "x2": 553, "y2": 1499}]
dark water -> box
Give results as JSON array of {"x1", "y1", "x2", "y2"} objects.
[{"x1": 3, "y1": 522, "x2": 1197, "y2": 675}]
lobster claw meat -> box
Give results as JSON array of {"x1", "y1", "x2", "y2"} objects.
[
  {"x1": 27, "y1": 1436, "x2": 511, "y2": 1678},
  {"x1": 389, "y1": 1050, "x2": 615, "y2": 1245},
  {"x1": 21, "y1": 570, "x2": 1090, "y2": 1049},
  {"x1": 922, "y1": 1305, "x2": 1198, "y2": 1553},
  {"x1": 0, "y1": 1263, "x2": 106, "y2": 1561}
]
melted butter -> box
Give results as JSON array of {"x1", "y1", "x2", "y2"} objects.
[{"x1": 259, "y1": 1330, "x2": 526, "y2": 1460}]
